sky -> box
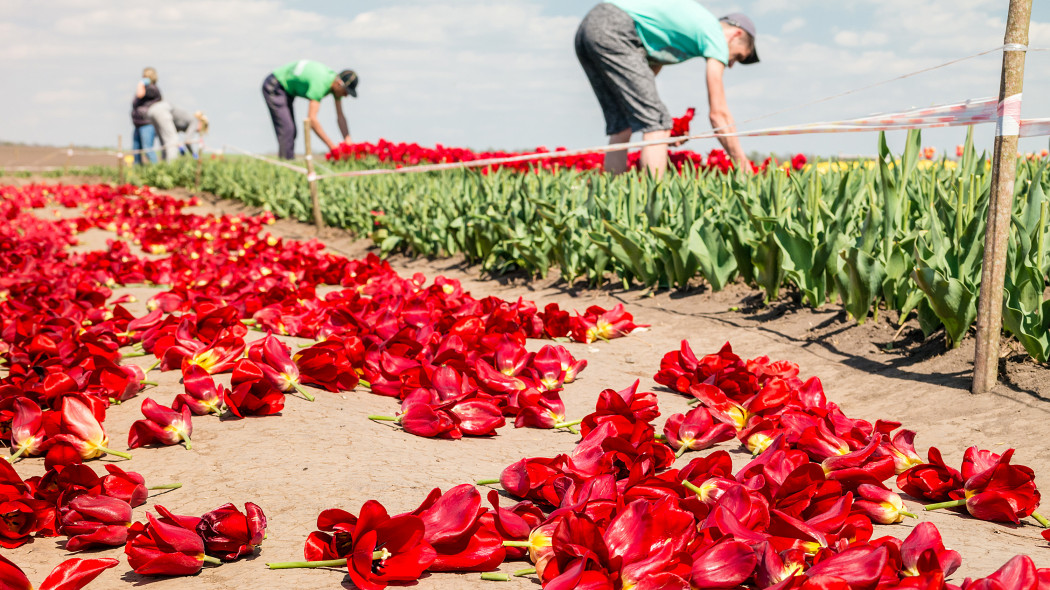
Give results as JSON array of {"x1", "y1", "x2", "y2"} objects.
[{"x1": 2, "y1": 0, "x2": 1050, "y2": 159}]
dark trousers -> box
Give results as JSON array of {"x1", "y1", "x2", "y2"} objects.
[{"x1": 262, "y1": 73, "x2": 296, "y2": 159}]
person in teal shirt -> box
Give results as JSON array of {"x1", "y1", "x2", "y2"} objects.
[
  {"x1": 575, "y1": 1, "x2": 758, "y2": 175},
  {"x1": 262, "y1": 60, "x2": 359, "y2": 159}
]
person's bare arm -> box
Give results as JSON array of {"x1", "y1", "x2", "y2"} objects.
[
  {"x1": 705, "y1": 58, "x2": 751, "y2": 171},
  {"x1": 334, "y1": 98, "x2": 351, "y2": 144},
  {"x1": 307, "y1": 99, "x2": 338, "y2": 152}
]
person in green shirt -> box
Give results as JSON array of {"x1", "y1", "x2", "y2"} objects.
[
  {"x1": 575, "y1": 1, "x2": 759, "y2": 176},
  {"x1": 262, "y1": 60, "x2": 359, "y2": 159}
]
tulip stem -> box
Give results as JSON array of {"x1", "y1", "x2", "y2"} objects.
[
  {"x1": 674, "y1": 445, "x2": 690, "y2": 459},
  {"x1": 291, "y1": 382, "x2": 316, "y2": 402},
  {"x1": 654, "y1": 433, "x2": 667, "y2": 441},
  {"x1": 202, "y1": 556, "x2": 222, "y2": 566},
  {"x1": 141, "y1": 380, "x2": 159, "y2": 387},
  {"x1": 148, "y1": 483, "x2": 182, "y2": 490},
  {"x1": 267, "y1": 551, "x2": 387, "y2": 569},
  {"x1": 358, "y1": 379, "x2": 372, "y2": 389},
  {"x1": 502, "y1": 541, "x2": 531, "y2": 548},
  {"x1": 182, "y1": 436, "x2": 193, "y2": 451},
  {"x1": 6, "y1": 446, "x2": 27, "y2": 463},
  {"x1": 101, "y1": 447, "x2": 133, "y2": 460},
  {"x1": 1032, "y1": 512, "x2": 1050, "y2": 528},
  {"x1": 900, "y1": 511, "x2": 918, "y2": 519},
  {"x1": 687, "y1": 398, "x2": 700, "y2": 406},
  {"x1": 923, "y1": 499, "x2": 966, "y2": 511},
  {"x1": 554, "y1": 418, "x2": 582, "y2": 429},
  {"x1": 122, "y1": 351, "x2": 147, "y2": 358},
  {"x1": 146, "y1": 358, "x2": 162, "y2": 372},
  {"x1": 242, "y1": 319, "x2": 257, "y2": 326},
  {"x1": 368, "y1": 415, "x2": 399, "y2": 422},
  {"x1": 514, "y1": 568, "x2": 537, "y2": 577},
  {"x1": 681, "y1": 480, "x2": 704, "y2": 496},
  {"x1": 476, "y1": 478, "x2": 500, "y2": 486},
  {"x1": 481, "y1": 573, "x2": 510, "y2": 581}
]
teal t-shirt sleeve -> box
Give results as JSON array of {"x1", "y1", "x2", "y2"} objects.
[{"x1": 698, "y1": 27, "x2": 729, "y2": 65}]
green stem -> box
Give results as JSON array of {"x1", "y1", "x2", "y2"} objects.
[
  {"x1": 923, "y1": 499, "x2": 966, "y2": 511},
  {"x1": 122, "y1": 351, "x2": 147, "y2": 358},
  {"x1": 681, "y1": 480, "x2": 704, "y2": 496},
  {"x1": 502, "y1": 541, "x2": 531, "y2": 548},
  {"x1": 100, "y1": 446, "x2": 133, "y2": 460},
  {"x1": 654, "y1": 433, "x2": 667, "y2": 441},
  {"x1": 900, "y1": 511, "x2": 918, "y2": 519},
  {"x1": 6, "y1": 446, "x2": 27, "y2": 463},
  {"x1": 182, "y1": 435, "x2": 193, "y2": 451},
  {"x1": 146, "y1": 358, "x2": 162, "y2": 372},
  {"x1": 514, "y1": 568, "x2": 537, "y2": 577},
  {"x1": 140, "y1": 380, "x2": 159, "y2": 386},
  {"x1": 687, "y1": 398, "x2": 700, "y2": 406},
  {"x1": 291, "y1": 382, "x2": 315, "y2": 402},
  {"x1": 674, "y1": 444, "x2": 690, "y2": 459},
  {"x1": 1032, "y1": 511, "x2": 1050, "y2": 528},
  {"x1": 266, "y1": 551, "x2": 387, "y2": 570},
  {"x1": 242, "y1": 319, "x2": 257, "y2": 326},
  {"x1": 148, "y1": 483, "x2": 182, "y2": 490},
  {"x1": 202, "y1": 555, "x2": 222, "y2": 566},
  {"x1": 368, "y1": 415, "x2": 399, "y2": 422},
  {"x1": 476, "y1": 479, "x2": 500, "y2": 486},
  {"x1": 358, "y1": 379, "x2": 371, "y2": 389},
  {"x1": 554, "y1": 418, "x2": 582, "y2": 429},
  {"x1": 481, "y1": 573, "x2": 510, "y2": 581}
]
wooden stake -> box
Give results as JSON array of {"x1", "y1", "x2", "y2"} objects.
[
  {"x1": 117, "y1": 135, "x2": 125, "y2": 185},
  {"x1": 972, "y1": 0, "x2": 1032, "y2": 394},
  {"x1": 303, "y1": 119, "x2": 324, "y2": 230}
]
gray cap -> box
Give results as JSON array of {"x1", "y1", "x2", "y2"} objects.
[{"x1": 720, "y1": 13, "x2": 759, "y2": 64}]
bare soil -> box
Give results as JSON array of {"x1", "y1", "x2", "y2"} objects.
[{"x1": 3, "y1": 175, "x2": 1049, "y2": 589}]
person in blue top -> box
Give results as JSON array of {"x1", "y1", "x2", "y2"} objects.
[
  {"x1": 262, "y1": 60, "x2": 359, "y2": 159},
  {"x1": 575, "y1": 1, "x2": 759, "y2": 176}
]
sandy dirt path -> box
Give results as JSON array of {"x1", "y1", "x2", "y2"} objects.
[{"x1": 3, "y1": 178, "x2": 1049, "y2": 589}]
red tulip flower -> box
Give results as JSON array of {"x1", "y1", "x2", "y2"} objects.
[
  {"x1": 248, "y1": 333, "x2": 315, "y2": 401},
  {"x1": 8, "y1": 397, "x2": 47, "y2": 461},
  {"x1": 128, "y1": 398, "x2": 193, "y2": 450},
  {"x1": 691, "y1": 539, "x2": 759, "y2": 589},
  {"x1": 182, "y1": 332, "x2": 245, "y2": 375},
  {"x1": 225, "y1": 359, "x2": 286, "y2": 417},
  {"x1": 346, "y1": 501, "x2": 437, "y2": 590},
  {"x1": 0, "y1": 554, "x2": 118, "y2": 590},
  {"x1": 897, "y1": 447, "x2": 964, "y2": 502},
  {"x1": 898, "y1": 522, "x2": 961, "y2": 578},
  {"x1": 53, "y1": 397, "x2": 131, "y2": 461},
  {"x1": 925, "y1": 449, "x2": 1040, "y2": 523},
  {"x1": 197, "y1": 502, "x2": 267, "y2": 561},
  {"x1": 174, "y1": 364, "x2": 227, "y2": 416},
  {"x1": 126, "y1": 511, "x2": 220, "y2": 575},
  {"x1": 663, "y1": 406, "x2": 736, "y2": 458},
  {"x1": 101, "y1": 464, "x2": 148, "y2": 507},
  {"x1": 851, "y1": 484, "x2": 916, "y2": 524},
  {"x1": 411, "y1": 484, "x2": 506, "y2": 572},
  {"x1": 59, "y1": 494, "x2": 133, "y2": 551}
]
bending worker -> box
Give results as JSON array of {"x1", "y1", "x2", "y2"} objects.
[
  {"x1": 147, "y1": 101, "x2": 208, "y2": 161},
  {"x1": 262, "y1": 60, "x2": 358, "y2": 159},
  {"x1": 575, "y1": 0, "x2": 759, "y2": 175}
]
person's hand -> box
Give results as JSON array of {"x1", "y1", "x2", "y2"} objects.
[
  {"x1": 343, "y1": 135, "x2": 352, "y2": 145},
  {"x1": 671, "y1": 137, "x2": 688, "y2": 148},
  {"x1": 141, "y1": 78, "x2": 151, "y2": 86}
]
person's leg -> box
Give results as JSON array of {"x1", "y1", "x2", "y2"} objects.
[
  {"x1": 263, "y1": 74, "x2": 297, "y2": 159},
  {"x1": 577, "y1": 3, "x2": 671, "y2": 175},
  {"x1": 151, "y1": 106, "x2": 179, "y2": 161},
  {"x1": 132, "y1": 126, "x2": 144, "y2": 165},
  {"x1": 576, "y1": 4, "x2": 632, "y2": 174},
  {"x1": 605, "y1": 129, "x2": 632, "y2": 175},
  {"x1": 640, "y1": 129, "x2": 671, "y2": 178},
  {"x1": 141, "y1": 124, "x2": 158, "y2": 164}
]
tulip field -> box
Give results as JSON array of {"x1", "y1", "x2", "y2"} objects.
[
  {"x1": 1, "y1": 131, "x2": 1049, "y2": 589},
  {"x1": 106, "y1": 128, "x2": 1050, "y2": 363}
]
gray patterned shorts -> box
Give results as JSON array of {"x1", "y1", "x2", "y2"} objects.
[{"x1": 575, "y1": 3, "x2": 673, "y2": 135}]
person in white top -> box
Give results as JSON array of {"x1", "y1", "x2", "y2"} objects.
[{"x1": 147, "y1": 102, "x2": 209, "y2": 161}]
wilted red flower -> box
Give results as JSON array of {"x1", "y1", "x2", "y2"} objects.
[
  {"x1": 0, "y1": 554, "x2": 118, "y2": 590},
  {"x1": 59, "y1": 494, "x2": 133, "y2": 551},
  {"x1": 126, "y1": 511, "x2": 217, "y2": 575},
  {"x1": 128, "y1": 398, "x2": 193, "y2": 450},
  {"x1": 197, "y1": 502, "x2": 267, "y2": 561}
]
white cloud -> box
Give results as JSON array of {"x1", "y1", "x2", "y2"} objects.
[
  {"x1": 781, "y1": 17, "x2": 805, "y2": 33},
  {"x1": 834, "y1": 30, "x2": 889, "y2": 48}
]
